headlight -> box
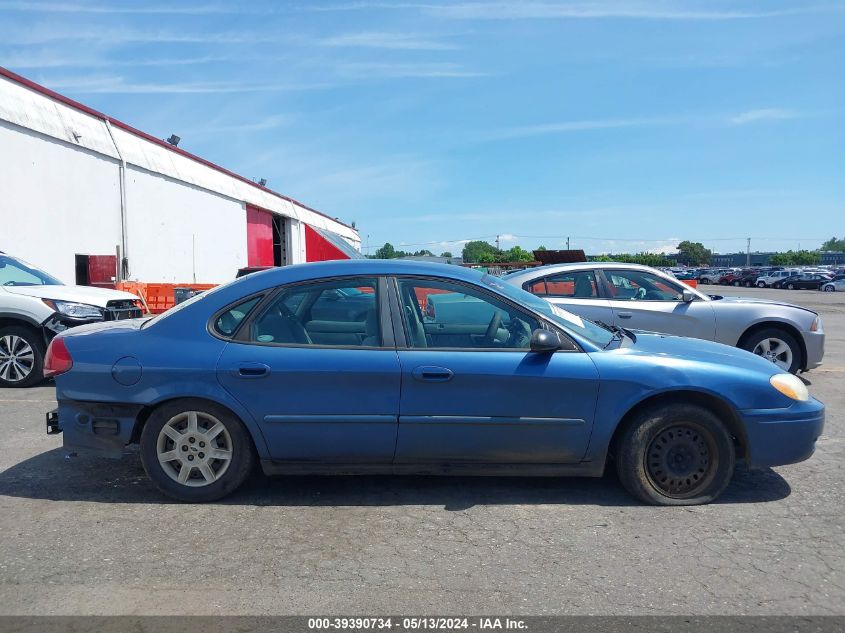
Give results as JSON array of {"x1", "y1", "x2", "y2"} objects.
[
  {"x1": 43, "y1": 299, "x2": 104, "y2": 320},
  {"x1": 810, "y1": 316, "x2": 822, "y2": 332},
  {"x1": 770, "y1": 373, "x2": 809, "y2": 402}
]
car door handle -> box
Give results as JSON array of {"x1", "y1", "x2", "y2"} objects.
[
  {"x1": 617, "y1": 312, "x2": 633, "y2": 319},
  {"x1": 412, "y1": 366, "x2": 454, "y2": 382},
  {"x1": 233, "y1": 363, "x2": 271, "y2": 378}
]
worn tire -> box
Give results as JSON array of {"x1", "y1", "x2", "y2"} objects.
[
  {"x1": 140, "y1": 399, "x2": 255, "y2": 502},
  {"x1": 740, "y1": 327, "x2": 802, "y2": 374},
  {"x1": 0, "y1": 325, "x2": 45, "y2": 388},
  {"x1": 616, "y1": 404, "x2": 735, "y2": 506}
]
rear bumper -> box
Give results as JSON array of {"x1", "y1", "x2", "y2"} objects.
[
  {"x1": 741, "y1": 398, "x2": 825, "y2": 468},
  {"x1": 48, "y1": 400, "x2": 142, "y2": 458},
  {"x1": 802, "y1": 331, "x2": 825, "y2": 371}
]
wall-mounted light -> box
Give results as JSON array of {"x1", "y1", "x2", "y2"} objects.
[{"x1": 166, "y1": 134, "x2": 181, "y2": 146}]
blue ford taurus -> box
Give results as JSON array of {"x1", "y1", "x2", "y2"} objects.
[{"x1": 43, "y1": 260, "x2": 824, "y2": 505}]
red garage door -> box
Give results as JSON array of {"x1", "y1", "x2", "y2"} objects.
[{"x1": 246, "y1": 205, "x2": 274, "y2": 267}]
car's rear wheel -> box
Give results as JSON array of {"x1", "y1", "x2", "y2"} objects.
[
  {"x1": 0, "y1": 326, "x2": 44, "y2": 388},
  {"x1": 823, "y1": 284, "x2": 835, "y2": 292},
  {"x1": 733, "y1": 280, "x2": 741, "y2": 286},
  {"x1": 616, "y1": 404, "x2": 735, "y2": 505},
  {"x1": 140, "y1": 399, "x2": 255, "y2": 502},
  {"x1": 787, "y1": 283, "x2": 795, "y2": 290},
  {"x1": 741, "y1": 327, "x2": 801, "y2": 373},
  {"x1": 756, "y1": 281, "x2": 766, "y2": 288}
]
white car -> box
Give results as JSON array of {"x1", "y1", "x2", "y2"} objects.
[
  {"x1": 822, "y1": 279, "x2": 845, "y2": 292},
  {"x1": 0, "y1": 251, "x2": 143, "y2": 387},
  {"x1": 756, "y1": 270, "x2": 798, "y2": 288}
]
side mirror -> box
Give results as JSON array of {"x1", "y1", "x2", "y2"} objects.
[
  {"x1": 681, "y1": 289, "x2": 695, "y2": 303},
  {"x1": 530, "y1": 329, "x2": 561, "y2": 353}
]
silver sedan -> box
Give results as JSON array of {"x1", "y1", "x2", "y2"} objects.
[{"x1": 504, "y1": 262, "x2": 824, "y2": 374}]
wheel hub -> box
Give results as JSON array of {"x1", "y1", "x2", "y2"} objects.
[
  {"x1": 156, "y1": 411, "x2": 233, "y2": 487},
  {"x1": 646, "y1": 425, "x2": 713, "y2": 497},
  {"x1": 0, "y1": 335, "x2": 35, "y2": 383}
]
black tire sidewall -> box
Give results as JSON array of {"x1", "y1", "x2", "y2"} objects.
[
  {"x1": 616, "y1": 404, "x2": 735, "y2": 506},
  {"x1": 741, "y1": 327, "x2": 802, "y2": 374},
  {"x1": 140, "y1": 399, "x2": 255, "y2": 502},
  {"x1": 0, "y1": 326, "x2": 45, "y2": 388}
]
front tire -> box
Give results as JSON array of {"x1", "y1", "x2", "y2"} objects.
[
  {"x1": 757, "y1": 281, "x2": 766, "y2": 288},
  {"x1": 741, "y1": 327, "x2": 802, "y2": 373},
  {"x1": 787, "y1": 283, "x2": 795, "y2": 290},
  {"x1": 615, "y1": 404, "x2": 735, "y2": 505},
  {"x1": 140, "y1": 399, "x2": 255, "y2": 502},
  {"x1": 823, "y1": 285, "x2": 835, "y2": 292},
  {"x1": 0, "y1": 326, "x2": 44, "y2": 388}
]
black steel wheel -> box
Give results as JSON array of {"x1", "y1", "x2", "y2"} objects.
[{"x1": 615, "y1": 403, "x2": 735, "y2": 505}]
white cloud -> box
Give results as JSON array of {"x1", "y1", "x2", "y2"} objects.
[
  {"x1": 308, "y1": 1, "x2": 841, "y2": 21},
  {"x1": 488, "y1": 116, "x2": 682, "y2": 140},
  {"x1": 40, "y1": 75, "x2": 331, "y2": 94},
  {"x1": 317, "y1": 31, "x2": 457, "y2": 50},
  {"x1": 0, "y1": 1, "x2": 243, "y2": 14},
  {"x1": 182, "y1": 114, "x2": 290, "y2": 136},
  {"x1": 336, "y1": 62, "x2": 487, "y2": 78},
  {"x1": 729, "y1": 108, "x2": 799, "y2": 125}
]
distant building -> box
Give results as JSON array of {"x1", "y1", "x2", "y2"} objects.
[{"x1": 710, "y1": 252, "x2": 845, "y2": 267}]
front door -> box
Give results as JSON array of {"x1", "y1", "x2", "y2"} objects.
[
  {"x1": 602, "y1": 268, "x2": 716, "y2": 340},
  {"x1": 216, "y1": 276, "x2": 400, "y2": 463},
  {"x1": 392, "y1": 276, "x2": 600, "y2": 466}
]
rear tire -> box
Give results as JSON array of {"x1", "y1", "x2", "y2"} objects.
[
  {"x1": 0, "y1": 326, "x2": 45, "y2": 388},
  {"x1": 615, "y1": 404, "x2": 735, "y2": 505},
  {"x1": 140, "y1": 399, "x2": 255, "y2": 502},
  {"x1": 787, "y1": 283, "x2": 795, "y2": 289},
  {"x1": 756, "y1": 281, "x2": 766, "y2": 288},
  {"x1": 823, "y1": 285, "x2": 835, "y2": 292}
]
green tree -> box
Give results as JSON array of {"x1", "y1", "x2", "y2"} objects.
[
  {"x1": 536, "y1": 245, "x2": 547, "y2": 251},
  {"x1": 374, "y1": 242, "x2": 397, "y2": 259},
  {"x1": 676, "y1": 240, "x2": 712, "y2": 266},
  {"x1": 502, "y1": 246, "x2": 534, "y2": 262},
  {"x1": 439, "y1": 251, "x2": 453, "y2": 258},
  {"x1": 770, "y1": 250, "x2": 821, "y2": 266},
  {"x1": 462, "y1": 240, "x2": 498, "y2": 263},
  {"x1": 592, "y1": 252, "x2": 673, "y2": 267},
  {"x1": 820, "y1": 236, "x2": 845, "y2": 251}
]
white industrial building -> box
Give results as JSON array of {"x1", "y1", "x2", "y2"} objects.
[{"x1": 0, "y1": 67, "x2": 361, "y2": 287}]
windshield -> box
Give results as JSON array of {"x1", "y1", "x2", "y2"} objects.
[
  {"x1": 0, "y1": 255, "x2": 63, "y2": 286},
  {"x1": 479, "y1": 273, "x2": 614, "y2": 347}
]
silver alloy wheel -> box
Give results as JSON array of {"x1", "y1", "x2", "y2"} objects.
[
  {"x1": 752, "y1": 337, "x2": 794, "y2": 372},
  {"x1": 0, "y1": 335, "x2": 35, "y2": 383},
  {"x1": 156, "y1": 411, "x2": 233, "y2": 487},
  {"x1": 823, "y1": 285, "x2": 834, "y2": 292}
]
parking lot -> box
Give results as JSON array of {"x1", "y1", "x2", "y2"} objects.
[{"x1": 0, "y1": 285, "x2": 843, "y2": 616}]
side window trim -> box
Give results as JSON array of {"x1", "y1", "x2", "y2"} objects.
[
  {"x1": 232, "y1": 275, "x2": 395, "y2": 349},
  {"x1": 208, "y1": 292, "x2": 267, "y2": 341}
]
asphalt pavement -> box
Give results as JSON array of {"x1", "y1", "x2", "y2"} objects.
[{"x1": 0, "y1": 286, "x2": 843, "y2": 615}]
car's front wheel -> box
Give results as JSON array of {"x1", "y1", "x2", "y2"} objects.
[
  {"x1": 787, "y1": 283, "x2": 795, "y2": 290},
  {"x1": 0, "y1": 326, "x2": 44, "y2": 388},
  {"x1": 615, "y1": 404, "x2": 735, "y2": 505},
  {"x1": 140, "y1": 399, "x2": 255, "y2": 502},
  {"x1": 823, "y1": 284, "x2": 835, "y2": 292},
  {"x1": 741, "y1": 327, "x2": 802, "y2": 373},
  {"x1": 756, "y1": 281, "x2": 767, "y2": 288}
]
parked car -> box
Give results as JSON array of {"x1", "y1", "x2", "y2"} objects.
[
  {"x1": 698, "y1": 269, "x2": 728, "y2": 284},
  {"x1": 504, "y1": 262, "x2": 824, "y2": 374},
  {"x1": 734, "y1": 271, "x2": 764, "y2": 287},
  {"x1": 0, "y1": 251, "x2": 143, "y2": 387},
  {"x1": 44, "y1": 260, "x2": 823, "y2": 505},
  {"x1": 756, "y1": 270, "x2": 798, "y2": 288},
  {"x1": 821, "y1": 278, "x2": 845, "y2": 292},
  {"x1": 772, "y1": 274, "x2": 832, "y2": 290}
]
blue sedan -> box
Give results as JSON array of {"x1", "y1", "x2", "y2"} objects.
[{"x1": 43, "y1": 260, "x2": 824, "y2": 505}]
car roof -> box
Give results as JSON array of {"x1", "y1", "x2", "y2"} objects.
[{"x1": 502, "y1": 261, "x2": 674, "y2": 283}]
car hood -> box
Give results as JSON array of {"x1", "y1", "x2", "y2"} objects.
[
  {"x1": 619, "y1": 331, "x2": 779, "y2": 375},
  {"x1": 708, "y1": 295, "x2": 817, "y2": 315},
  {"x1": 2, "y1": 284, "x2": 140, "y2": 307}
]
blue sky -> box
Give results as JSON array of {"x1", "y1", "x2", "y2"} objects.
[{"x1": 1, "y1": 0, "x2": 843, "y2": 256}]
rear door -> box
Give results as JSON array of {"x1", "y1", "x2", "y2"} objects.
[
  {"x1": 216, "y1": 276, "x2": 400, "y2": 464},
  {"x1": 603, "y1": 269, "x2": 716, "y2": 340}
]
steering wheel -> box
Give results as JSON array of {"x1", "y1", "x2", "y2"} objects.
[
  {"x1": 483, "y1": 310, "x2": 503, "y2": 346},
  {"x1": 636, "y1": 287, "x2": 647, "y2": 300}
]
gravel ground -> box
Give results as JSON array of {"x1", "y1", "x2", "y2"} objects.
[{"x1": 0, "y1": 286, "x2": 843, "y2": 615}]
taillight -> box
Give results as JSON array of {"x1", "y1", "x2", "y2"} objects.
[{"x1": 44, "y1": 337, "x2": 73, "y2": 377}]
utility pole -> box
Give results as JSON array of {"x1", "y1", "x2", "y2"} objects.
[
  {"x1": 746, "y1": 237, "x2": 751, "y2": 267},
  {"x1": 496, "y1": 234, "x2": 500, "y2": 252},
  {"x1": 566, "y1": 236, "x2": 571, "y2": 250}
]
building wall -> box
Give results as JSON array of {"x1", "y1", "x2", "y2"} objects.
[
  {"x1": 0, "y1": 120, "x2": 123, "y2": 283},
  {"x1": 124, "y1": 166, "x2": 248, "y2": 284}
]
